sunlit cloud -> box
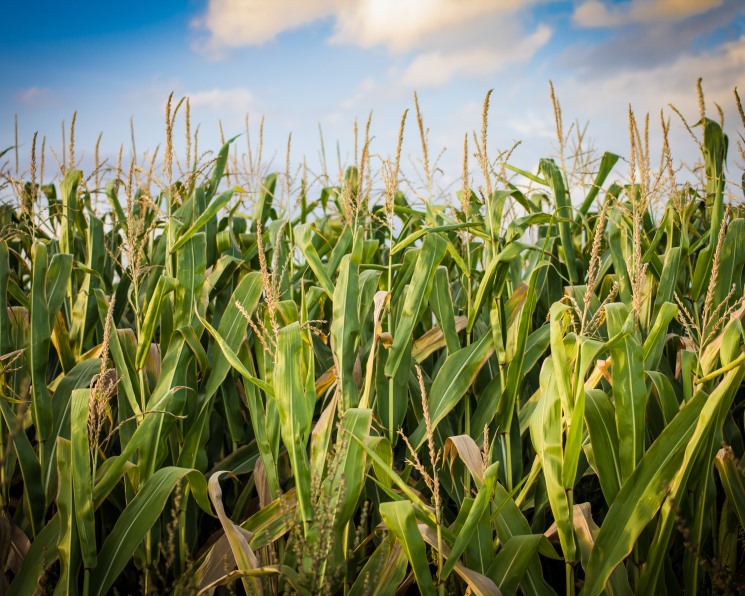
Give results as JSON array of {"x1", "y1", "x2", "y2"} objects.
[
  {"x1": 187, "y1": 88, "x2": 255, "y2": 113},
  {"x1": 196, "y1": 0, "x2": 541, "y2": 52},
  {"x1": 574, "y1": 0, "x2": 724, "y2": 28},
  {"x1": 400, "y1": 26, "x2": 552, "y2": 88}
]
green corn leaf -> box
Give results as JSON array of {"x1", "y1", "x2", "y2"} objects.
[
  {"x1": 30, "y1": 243, "x2": 72, "y2": 456},
  {"x1": 70, "y1": 215, "x2": 105, "y2": 353},
  {"x1": 583, "y1": 390, "x2": 622, "y2": 504},
  {"x1": 89, "y1": 467, "x2": 211, "y2": 596},
  {"x1": 0, "y1": 397, "x2": 45, "y2": 536},
  {"x1": 70, "y1": 389, "x2": 97, "y2": 571},
  {"x1": 410, "y1": 331, "x2": 494, "y2": 450},
  {"x1": 441, "y1": 463, "x2": 498, "y2": 580},
  {"x1": 253, "y1": 173, "x2": 277, "y2": 231},
  {"x1": 385, "y1": 232, "x2": 447, "y2": 378},
  {"x1": 275, "y1": 322, "x2": 314, "y2": 528},
  {"x1": 59, "y1": 169, "x2": 82, "y2": 257},
  {"x1": 643, "y1": 302, "x2": 677, "y2": 370},
  {"x1": 584, "y1": 364, "x2": 745, "y2": 595},
  {"x1": 171, "y1": 187, "x2": 237, "y2": 252},
  {"x1": 54, "y1": 437, "x2": 78, "y2": 596},
  {"x1": 715, "y1": 447, "x2": 745, "y2": 530},
  {"x1": 179, "y1": 271, "x2": 263, "y2": 467},
  {"x1": 174, "y1": 231, "x2": 207, "y2": 330},
  {"x1": 430, "y1": 266, "x2": 460, "y2": 355},
  {"x1": 196, "y1": 308, "x2": 275, "y2": 396},
  {"x1": 296, "y1": 223, "x2": 335, "y2": 297},
  {"x1": 331, "y1": 254, "x2": 361, "y2": 409},
  {"x1": 635, "y1": 361, "x2": 745, "y2": 594},
  {"x1": 605, "y1": 303, "x2": 647, "y2": 480},
  {"x1": 45, "y1": 358, "x2": 101, "y2": 503},
  {"x1": 495, "y1": 264, "x2": 544, "y2": 434},
  {"x1": 135, "y1": 274, "x2": 178, "y2": 369},
  {"x1": 323, "y1": 408, "x2": 372, "y2": 526},
  {"x1": 468, "y1": 241, "x2": 526, "y2": 334},
  {"x1": 488, "y1": 535, "x2": 546, "y2": 596},
  {"x1": 8, "y1": 515, "x2": 61, "y2": 594},
  {"x1": 540, "y1": 158, "x2": 577, "y2": 284},
  {"x1": 530, "y1": 358, "x2": 576, "y2": 563},
  {"x1": 94, "y1": 289, "x2": 141, "y2": 416},
  {"x1": 379, "y1": 500, "x2": 437, "y2": 596},
  {"x1": 577, "y1": 152, "x2": 620, "y2": 217},
  {"x1": 348, "y1": 536, "x2": 407, "y2": 596},
  {"x1": 0, "y1": 241, "x2": 11, "y2": 357}
]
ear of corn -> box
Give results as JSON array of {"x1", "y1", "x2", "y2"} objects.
[{"x1": 2, "y1": 87, "x2": 745, "y2": 595}]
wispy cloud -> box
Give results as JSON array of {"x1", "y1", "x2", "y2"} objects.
[
  {"x1": 574, "y1": 0, "x2": 724, "y2": 28},
  {"x1": 326, "y1": 0, "x2": 537, "y2": 53},
  {"x1": 195, "y1": 0, "x2": 542, "y2": 52},
  {"x1": 15, "y1": 86, "x2": 52, "y2": 108},
  {"x1": 187, "y1": 87, "x2": 255, "y2": 113},
  {"x1": 192, "y1": 0, "x2": 337, "y2": 50},
  {"x1": 554, "y1": 34, "x2": 745, "y2": 160},
  {"x1": 400, "y1": 26, "x2": 552, "y2": 88},
  {"x1": 193, "y1": 0, "x2": 551, "y2": 89},
  {"x1": 565, "y1": 0, "x2": 742, "y2": 74}
]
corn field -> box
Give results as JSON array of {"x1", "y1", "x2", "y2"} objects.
[{"x1": 2, "y1": 85, "x2": 745, "y2": 595}]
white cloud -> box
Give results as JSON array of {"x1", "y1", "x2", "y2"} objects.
[
  {"x1": 194, "y1": 0, "x2": 551, "y2": 91},
  {"x1": 194, "y1": 0, "x2": 338, "y2": 48},
  {"x1": 16, "y1": 86, "x2": 52, "y2": 107},
  {"x1": 507, "y1": 110, "x2": 556, "y2": 140},
  {"x1": 568, "y1": 35, "x2": 744, "y2": 110},
  {"x1": 328, "y1": 0, "x2": 531, "y2": 53},
  {"x1": 186, "y1": 88, "x2": 255, "y2": 113},
  {"x1": 574, "y1": 0, "x2": 724, "y2": 28},
  {"x1": 400, "y1": 26, "x2": 551, "y2": 88},
  {"x1": 196, "y1": 0, "x2": 542, "y2": 52},
  {"x1": 552, "y1": 35, "x2": 745, "y2": 170}
]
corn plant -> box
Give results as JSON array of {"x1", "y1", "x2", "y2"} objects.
[{"x1": 1, "y1": 83, "x2": 745, "y2": 595}]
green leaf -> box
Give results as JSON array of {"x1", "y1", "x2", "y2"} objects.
[
  {"x1": 379, "y1": 501, "x2": 437, "y2": 596},
  {"x1": 584, "y1": 364, "x2": 745, "y2": 595},
  {"x1": 583, "y1": 390, "x2": 622, "y2": 504},
  {"x1": 577, "y1": 152, "x2": 620, "y2": 217},
  {"x1": 172, "y1": 187, "x2": 237, "y2": 252},
  {"x1": 715, "y1": 447, "x2": 745, "y2": 530},
  {"x1": 0, "y1": 241, "x2": 11, "y2": 357},
  {"x1": 135, "y1": 275, "x2": 178, "y2": 369},
  {"x1": 179, "y1": 272, "x2": 263, "y2": 468},
  {"x1": 530, "y1": 359, "x2": 576, "y2": 563},
  {"x1": 488, "y1": 535, "x2": 546, "y2": 596},
  {"x1": 0, "y1": 398, "x2": 45, "y2": 536},
  {"x1": 331, "y1": 254, "x2": 361, "y2": 409},
  {"x1": 495, "y1": 264, "x2": 545, "y2": 434},
  {"x1": 430, "y1": 266, "x2": 461, "y2": 355},
  {"x1": 540, "y1": 158, "x2": 577, "y2": 284},
  {"x1": 54, "y1": 437, "x2": 78, "y2": 596},
  {"x1": 441, "y1": 463, "x2": 498, "y2": 579},
  {"x1": 8, "y1": 516, "x2": 61, "y2": 594},
  {"x1": 208, "y1": 471, "x2": 263, "y2": 595},
  {"x1": 71, "y1": 389, "x2": 97, "y2": 570},
  {"x1": 89, "y1": 467, "x2": 211, "y2": 596},
  {"x1": 196, "y1": 308, "x2": 275, "y2": 396},
  {"x1": 275, "y1": 322, "x2": 314, "y2": 528},
  {"x1": 410, "y1": 331, "x2": 494, "y2": 450},
  {"x1": 605, "y1": 303, "x2": 647, "y2": 479},
  {"x1": 296, "y1": 223, "x2": 335, "y2": 297},
  {"x1": 385, "y1": 232, "x2": 447, "y2": 378},
  {"x1": 636, "y1": 362, "x2": 745, "y2": 594}
]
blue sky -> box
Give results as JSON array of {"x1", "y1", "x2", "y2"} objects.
[{"x1": 2, "y1": 0, "x2": 744, "y2": 191}]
